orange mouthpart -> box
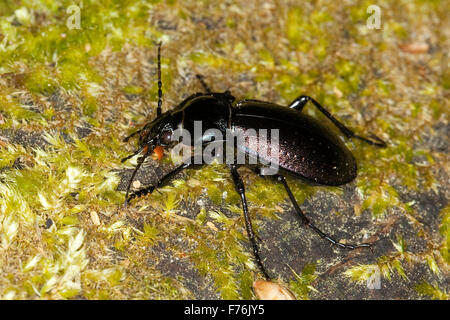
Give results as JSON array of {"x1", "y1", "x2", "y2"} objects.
[{"x1": 151, "y1": 146, "x2": 165, "y2": 160}]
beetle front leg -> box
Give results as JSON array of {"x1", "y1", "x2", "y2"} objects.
[
  {"x1": 288, "y1": 95, "x2": 387, "y2": 147},
  {"x1": 125, "y1": 157, "x2": 202, "y2": 205},
  {"x1": 229, "y1": 164, "x2": 271, "y2": 280},
  {"x1": 124, "y1": 147, "x2": 152, "y2": 207}
]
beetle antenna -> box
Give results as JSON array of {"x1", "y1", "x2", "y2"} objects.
[
  {"x1": 196, "y1": 74, "x2": 212, "y2": 93},
  {"x1": 157, "y1": 42, "x2": 163, "y2": 117}
]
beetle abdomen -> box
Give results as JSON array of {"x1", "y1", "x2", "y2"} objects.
[{"x1": 233, "y1": 102, "x2": 357, "y2": 186}]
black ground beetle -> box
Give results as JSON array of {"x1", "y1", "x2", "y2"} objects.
[{"x1": 122, "y1": 43, "x2": 387, "y2": 280}]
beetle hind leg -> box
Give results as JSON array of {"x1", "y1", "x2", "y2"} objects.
[
  {"x1": 276, "y1": 174, "x2": 371, "y2": 249},
  {"x1": 254, "y1": 168, "x2": 371, "y2": 250},
  {"x1": 289, "y1": 95, "x2": 387, "y2": 147}
]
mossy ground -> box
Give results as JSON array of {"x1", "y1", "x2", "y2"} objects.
[{"x1": 0, "y1": 0, "x2": 448, "y2": 299}]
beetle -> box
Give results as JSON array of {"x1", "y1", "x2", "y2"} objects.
[{"x1": 121, "y1": 43, "x2": 386, "y2": 279}]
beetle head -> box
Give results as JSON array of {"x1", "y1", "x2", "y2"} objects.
[
  {"x1": 122, "y1": 111, "x2": 182, "y2": 164},
  {"x1": 138, "y1": 112, "x2": 179, "y2": 149}
]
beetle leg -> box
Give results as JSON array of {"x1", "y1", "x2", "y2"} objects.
[
  {"x1": 195, "y1": 74, "x2": 212, "y2": 93},
  {"x1": 288, "y1": 95, "x2": 309, "y2": 111},
  {"x1": 288, "y1": 95, "x2": 387, "y2": 147},
  {"x1": 229, "y1": 164, "x2": 271, "y2": 280},
  {"x1": 253, "y1": 168, "x2": 371, "y2": 250},
  {"x1": 124, "y1": 147, "x2": 152, "y2": 207},
  {"x1": 276, "y1": 174, "x2": 371, "y2": 249},
  {"x1": 125, "y1": 157, "x2": 203, "y2": 205}
]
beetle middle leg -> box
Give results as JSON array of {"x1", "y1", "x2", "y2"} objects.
[
  {"x1": 125, "y1": 158, "x2": 272, "y2": 278},
  {"x1": 229, "y1": 164, "x2": 271, "y2": 280},
  {"x1": 253, "y1": 168, "x2": 371, "y2": 250},
  {"x1": 288, "y1": 95, "x2": 386, "y2": 147}
]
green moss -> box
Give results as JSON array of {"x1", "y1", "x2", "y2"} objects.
[
  {"x1": 285, "y1": 7, "x2": 332, "y2": 60},
  {"x1": 288, "y1": 263, "x2": 318, "y2": 300},
  {"x1": 123, "y1": 85, "x2": 144, "y2": 95},
  {"x1": 81, "y1": 95, "x2": 98, "y2": 116},
  {"x1": 439, "y1": 206, "x2": 450, "y2": 264},
  {"x1": 25, "y1": 65, "x2": 58, "y2": 94},
  {"x1": 0, "y1": 0, "x2": 448, "y2": 300},
  {"x1": 415, "y1": 282, "x2": 449, "y2": 300}
]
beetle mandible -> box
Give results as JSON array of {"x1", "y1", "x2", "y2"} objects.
[{"x1": 121, "y1": 43, "x2": 386, "y2": 279}]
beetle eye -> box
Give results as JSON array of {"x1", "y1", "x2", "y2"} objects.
[{"x1": 160, "y1": 130, "x2": 173, "y2": 144}]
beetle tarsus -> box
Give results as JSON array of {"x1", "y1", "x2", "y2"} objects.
[
  {"x1": 307, "y1": 222, "x2": 370, "y2": 250},
  {"x1": 352, "y1": 133, "x2": 387, "y2": 148},
  {"x1": 127, "y1": 185, "x2": 156, "y2": 203}
]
